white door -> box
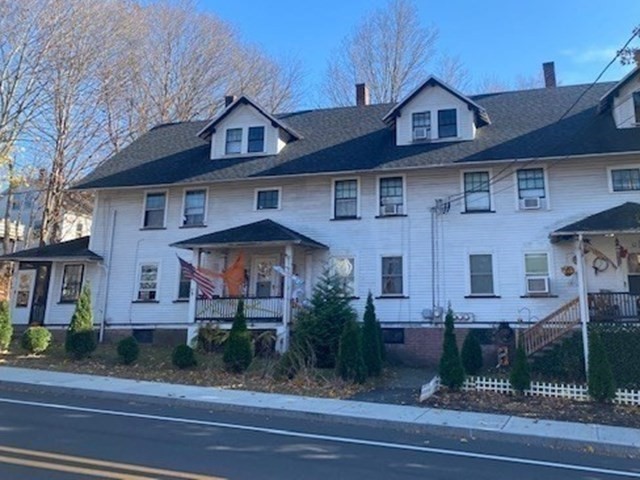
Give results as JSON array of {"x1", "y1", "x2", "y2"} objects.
[
  {"x1": 250, "y1": 255, "x2": 280, "y2": 298},
  {"x1": 12, "y1": 270, "x2": 36, "y2": 325}
]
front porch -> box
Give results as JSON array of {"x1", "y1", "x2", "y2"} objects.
[
  {"x1": 588, "y1": 292, "x2": 640, "y2": 322},
  {"x1": 195, "y1": 296, "x2": 285, "y2": 323}
]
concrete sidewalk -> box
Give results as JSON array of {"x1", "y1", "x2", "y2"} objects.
[{"x1": 0, "y1": 366, "x2": 638, "y2": 454}]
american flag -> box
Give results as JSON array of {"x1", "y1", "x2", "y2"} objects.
[{"x1": 177, "y1": 256, "x2": 216, "y2": 299}]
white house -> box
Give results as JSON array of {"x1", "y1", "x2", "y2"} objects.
[{"x1": 3, "y1": 63, "x2": 640, "y2": 364}]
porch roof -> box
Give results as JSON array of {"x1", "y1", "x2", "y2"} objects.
[
  {"x1": 0, "y1": 236, "x2": 103, "y2": 262},
  {"x1": 171, "y1": 219, "x2": 329, "y2": 250},
  {"x1": 550, "y1": 202, "x2": 640, "y2": 239}
]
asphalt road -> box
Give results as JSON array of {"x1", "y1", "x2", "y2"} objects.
[{"x1": 0, "y1": 386, "x2": 638, "y2": 480}]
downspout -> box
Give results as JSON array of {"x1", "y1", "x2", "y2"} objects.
[
  {"x1": 99, "y1": 209, "x2": 117, "y2": 343},
  {"x1": 430, "y1": 206, "x2": 436, "y2": 318},
  {"x1": 575, "y1": 233, "x2": 590, "y2": 376}
]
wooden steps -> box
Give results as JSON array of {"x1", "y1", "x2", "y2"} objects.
[{"x1": 521, "y1": 297, "x2": 581, "y2": 356}]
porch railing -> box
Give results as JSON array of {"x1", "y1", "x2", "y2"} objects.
[
  {"x1": 522, "y1": 297, "x2": 581, "y2": 356},
  {"x1": 588, "y1": 292, "x2": 640, "y2": 322},
  {"x1": 195, "y1": 296, "x2": 284, "y2": 323}
]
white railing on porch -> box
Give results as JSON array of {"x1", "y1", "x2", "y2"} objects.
[{"x1": 195, "y1": 296, "x2": 284, "y2": 322}]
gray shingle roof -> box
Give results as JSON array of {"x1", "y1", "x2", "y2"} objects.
[
  {"x1": 171, "y1": 219, "x2": 328, "y2": 249},
  {"x1": 551, "y1": 202, "x2": 640, "y2": 236},
  {"x1": 0, "y1": 236, "x2": 103, "y2": 261},
  {"x1": 75, "y1": 82, "x2": 640, "y2": 190}
]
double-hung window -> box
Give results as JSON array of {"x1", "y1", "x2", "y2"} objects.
[
  {"x1": 256, "y1": 188, "x2": 280, "y2": 210},
  {"x1": 381, "y1": 256, "x2": 403, "y2": 296},
  {"x1": 334, "y1": 179, "x2": 358, "y2": 219},
  {"x1": 137, "y1": 263, "x2": 159, "y2": 301},
  {"x1": 611, "y1": 168, "x2": 640, "y2": 191},
  {"x1": 634, "y1": 92, "x2": 640, "y2": 124},
  {"x1": 379, "y1": 177, "x2": 404, "y2": 216},
  {"x1": 469, "y1": 254, "x2": 494, "y2": 295},
  {"x1": 464, "y1": 172, "x2": 491, "y2": 212},
  {"x1": 143, "y1": 192, "x2": 166, "y2": 228},
  {"x1": 183, "y1": 189, "x2": 206, "y2": 226},
  {"x1": 225, "y1": 128, "x2": 242, "y2": 154},
  {"x1": 517, "y1": 168, "x2": 545, "y2": 199},
  {"x1": 248, "y1": 126, "x2": 265, "y2": 153},
  {"x1": 438, "y1": 109, "x2": 457, "y2": 138},
  {"x1": 412, "y1": 112, "x2": 431, "y2": 141},
  {"x1": 524, "y1": 253, "x2": 550, "y2": 294},
  {"x1": 177, "y1": 260, "x2": 191, "y2": 300},
  {"x1": 60, "y1": 264, "x2": 84, "y2": 302}
]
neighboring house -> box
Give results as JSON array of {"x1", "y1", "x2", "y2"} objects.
[{"x1": 3, "y1": 63, "x2": 640, "y2": 364}]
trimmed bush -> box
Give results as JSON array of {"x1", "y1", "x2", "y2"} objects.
[
  {"x1": 117, "y1": 336, "x2": 140, "y2": 365},
  {"x1": 21, "y1": 327, "x2": 52, "y2": 355},
  {"x1": 510, "y1": 345, "x2": 531, "y2": 393},
  {"x1": 65, "y1": 285, "x2": 96, "y2": 359},
  {"x1": 361, "y1": 292, "x2": 382, "y2": 377},
  {"x1": 0, "y1": 300, "x2": 12, "y2": 351},
  {"x1": 461, "y1": 330, "x2": 483, "y2": 375},
  {"x1": 172, "y1": 344, "x2": 197, "y2": 369},
  {"x1": 438, "y1": 306, "x2": 465, "y2": 390},
  {"x1": 294, "y1": 270, "x2": 357, "y2": 368},
  {"x1": 588, "y1": 330, "x2": 615, "y2": 402},
  {"x1": 336, "y1": 318, "x2": 366, "y2": 384},
  {"x1": 223, "y1": 300, "x2": 253, "y2": 373}
]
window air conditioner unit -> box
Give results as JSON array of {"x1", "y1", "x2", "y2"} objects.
[
  {"x1": 413, "y1": 127, "x2": 430, "y2": 141},
  {"x1": 381, "y1": 204, "x2": 402, "y2": 216},
  {"x1": 526, "y1": 276, "x2": 549, "y2": 294},
  {"x1": 520, "y1": 197, "x2": 542, "y2": 210}
]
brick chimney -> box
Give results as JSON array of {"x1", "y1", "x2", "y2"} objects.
[
  {"x1": 224, "y1": 95, "x2": 236, "y2": 107},
  {"x1": 356, "y1": 83, "x2": 370, "y2": 106},
  {"x1": 542, "y1": 62, "x2": 556, "y2": 88}
]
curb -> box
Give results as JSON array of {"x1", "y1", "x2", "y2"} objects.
[{"x1": 1, "y1": 379, "x2": 637, "y2": 458}]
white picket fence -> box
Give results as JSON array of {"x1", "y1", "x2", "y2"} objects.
[{"x1": 420, "y1": 375, "x2": 640, "y2": 406}]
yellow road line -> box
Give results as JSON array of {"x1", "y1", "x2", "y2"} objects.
[
  {"x1": 0, "y1": 445, "x2": 225, "y2": 480},
  {"x1": 0, "y1": 454, "x2": 155, "y2": 479}
]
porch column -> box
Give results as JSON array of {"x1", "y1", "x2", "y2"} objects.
[
  {"x1": 575, "y1": 234, "x2": 590, "y2": 376},
  {"x1": 281, "y1": 244, "x2": 293, "y2": 351},
  {"x1": 188, "y1": 248, "x2": 199, "y2": 323}
]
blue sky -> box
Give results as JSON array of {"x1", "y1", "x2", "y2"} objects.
[{"x1": 203, "y1": 0, "x2": 639, "y2": 106}]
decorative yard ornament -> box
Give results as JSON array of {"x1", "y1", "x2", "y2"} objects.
[
  {"x1": 582, "y1": 240, "x2": 617, "y2": 271},
  {"x1": 615, "y1": 238, "x2": 628, "y2": 266},
  {"x1": 200, "y1": 253, "x2": 246, "y2": 297},
  {"x1": 560, "y1": 265, "x2": 576, "y2": 277},
  {"x1": 273, "y1": 265, "x2": 306, "y2": 306}
]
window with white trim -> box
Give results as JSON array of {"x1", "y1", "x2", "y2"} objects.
[
  {"x1": 611, "y1": 168, "x2": 640, "y2": 191},
  {"x1": 379, "y1": 177, "x2": 404, "y2": 216},
  {"x1": 524, "y1": 253, "x2": 550, "y2": 294},
  {"x1": 143, "y1": 192, "x2": 166, "y2": 228},
  {"x1": 248, "y1": 126, "x2": 265, "y2": 153},
  {"x1": 517, "y1": 168, "x2": 545, "y2": 199},
  {"x1": 177, "y1": 263, "x2": 190, "y2": 300},
  {"x1": 329, "y1": 257, "x2": 355, "y2": 296},
  {"x1": 464, "y1": 171, "x2": 491, "y2": 212},
  {"x1": 412, "y1": 112, "x2": 431, "y2": 141},
  {"x1": 137, "y1": 263, "x2": 159, "y2": 301},
  {"x1": 438, "y1": 109, "x2": 457, "y2": 138},
  {"x1": 225, "y1": 128, "x2": 242, "y2": 154},
  {"x1": 469, "y1": 254, "x2": 494, "y2": 295},
  {"x1": 256, "y1": 189, "x2": 280, "y2": 210},
  {"x1": 182, "y1": 189, "x2": 206, "y2": 226},
  {"x1": 60, "y1": 264, "x2": 84, "y2": 302},
  {"x1": 381, "y1": 256, "x2": 403, "y2": 296},
  {"x1": 634, "y1": 92, "x2": 640, "y2": 124},
  {"x1": 334, "y1": 179, "x2": 358, "y2": 219}
]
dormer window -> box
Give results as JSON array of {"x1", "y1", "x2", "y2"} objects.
[
  {"x1": 225, "y1": 128, "x2": 242, "y2": 154},
  {"x1": 412, "y1": 112, "x2": 431, "y2": 141},
  {"x1": 248, "y1": 126, "x2": 265, "y2": 153},
  {"x1": 438, "y1": 109, "x2": 457, "y2": 138},
  {"x1": 634, "y1": 92, "x2": 640, "y2": 124}
]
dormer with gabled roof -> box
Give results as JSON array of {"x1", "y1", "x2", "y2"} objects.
[
  {"x1": 598, "y1": 65, "x2": 640, "y2": 129},
  {"x1": 197, "y1": 95, "x2": 302, "y2": 160},
  {"x1": 383, "y1": 76, "x2": 490, "y2": 146}
]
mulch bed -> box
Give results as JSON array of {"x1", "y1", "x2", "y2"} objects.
[{"x1": 422, "y1": 389, "x2": 640, "y2": 429}]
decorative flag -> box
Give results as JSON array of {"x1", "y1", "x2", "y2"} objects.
[{"x1": 177, "y1": 256, "x2": 216, "y2": 299}]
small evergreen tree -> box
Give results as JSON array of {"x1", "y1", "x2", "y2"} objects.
[
  {"x1": 461, "y1": 330, "x2": 483, "y2": 375},
  {"x1": 510, "y1": 345, "x2": 531, "y2": 393},
  {"x1": 21, "y1": 327, "x2": 52, "y2": 355},
  {"x1": 65, "y1": 284, "x2": 96, "y2": 359},
  {"x1": 117, "y1": 336, "x2": 140, "y2": 365},
  {"x1": 172, "y1": 344, "x2": 197, "y2": 369},
  {"x1": 294, "y1": 270, "x2": 357, "y2": 368},
  {"x1": 223, "y1": 300, "x2": 253, "y2": 373},
  {"x1": 588, "y1": 330, "x2": 615, "y2": 402},
  {"x1": 438, "y1": 305, "x2": 465, "y2": 389},
  {"x1": 361, "y1": 292, "x2": 382, "y2": 377},
  {"x1": 0, "y1": 300, "x2": 12, "y2": 352},
  {"x1": 336, "y1": 318, "x2": 366, "y2": 384}
]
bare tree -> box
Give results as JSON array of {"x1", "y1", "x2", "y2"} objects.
[
  {"x1": 322, "y1": 0, "x2": 439, "y2": 106},
  {"x1": 434, "y1": 54, "x2": 471, "y2": 91}
]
